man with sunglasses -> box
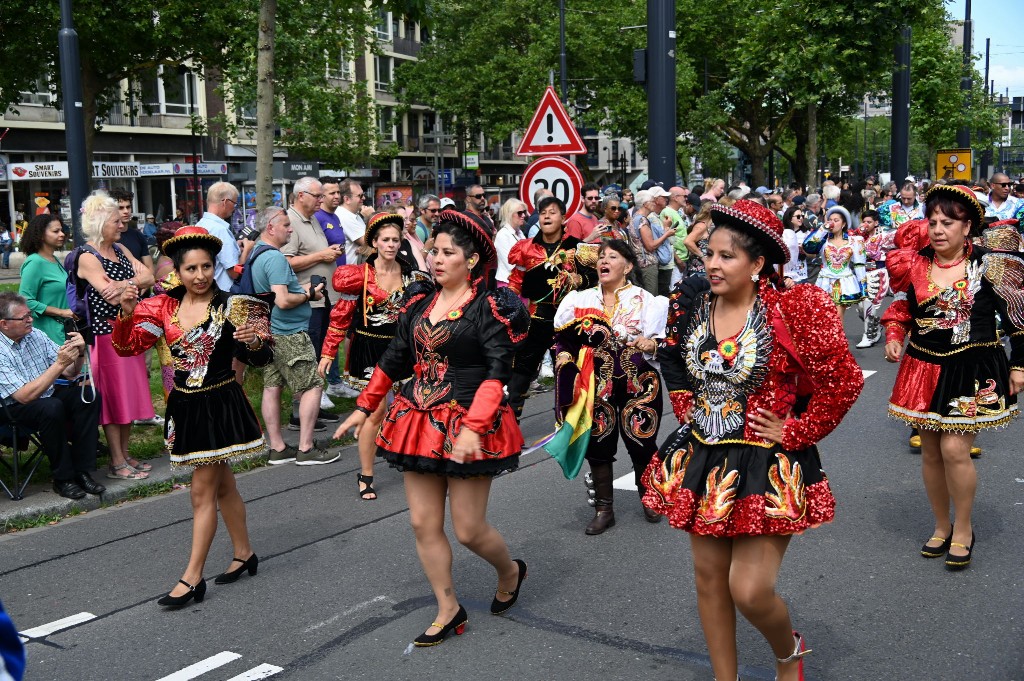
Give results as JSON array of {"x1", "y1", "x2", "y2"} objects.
[
  {"x1": 564, "y1": 182, "x2": 602, "y2": 242},
  {"x1": 335, "y1": 178, "x2": 367, "y2": 266},
  {"x1": 986, "y1": 173, "x2": 1022, "y2": 223},
  {"x1": 415, "y1": 193, "x2": 441, "y2": 243},
  {"x1": 462, "y1": 184, "x2": 495, "y2": 236}
]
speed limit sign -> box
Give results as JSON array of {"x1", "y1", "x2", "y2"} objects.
[{"x1": 519, "y1": 156, "x2": 583, "y2": 218}]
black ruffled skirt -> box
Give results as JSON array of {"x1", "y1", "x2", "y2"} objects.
[
  {"x1": 165, "y1": 379, "x2": 267, "y2": 468},
  {"x1": 641, "y1": 425, "x2": 836, "y2": 537},
  {"x1": 344, "y1": 330, "x2": 392, "y2": 388}
]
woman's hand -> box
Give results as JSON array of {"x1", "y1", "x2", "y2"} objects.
[
  {"x1": 119, "y1": 282, "x2": 139, "y2": 315},
  {"x1": 334, "y1": 410, "x2": 368, "y2": 440},
  {"x1": 749, "y1": 407, "x2": 788, "y2": 444},
  {"x1": 233, "y1": 322, "x2": 258, "y2": 346},
  {"x1": 317, "y1": 356, "x2": 333, "y2": 378},
  {"x1": 451, "y1": 428, "x2": 482, "y2": 464},
  {"x1": 1010, "y1": 369, "x2": 1024, "y2": 396},
  {"x1": 100, "y1": 280, "x2": 122, "y2": 304},
  {"x1": 884, "y1": 340, "x2": 903, "y2": 363},
  {"x1": 628, "y1": 336, "x2": 658, "y2": 354}
]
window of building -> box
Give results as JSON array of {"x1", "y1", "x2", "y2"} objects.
[
  {"x1": 326, "y1": 48, "x2": 351, "y2": 80},
  {"x1": 379, "y1": 106, "x2": 395, "y2": 141},
  {"x1": 420, "y1": 26, "x2": 430, "y2": 44},
  {"x1": 422, "y1": 112, "x2": 435, "y2": 135},
  {"x1": 392, "y1": 15, "x2": 401, "y2": 40},
  {"x1": 18, "y1": 76, "x2": 54, "y2": 106},
  {"x1": 139, "y1": 66, "x2": 196, "y2": 116},
  {"x1": 374, "y1": 56, "x2": 392, "y2": 92},
  {"x1": 237, "y1": 103, "x2": 257, "y2": 127},
  {"x1": 375, "y1": 10, "x2": 392, "y2": 41}
]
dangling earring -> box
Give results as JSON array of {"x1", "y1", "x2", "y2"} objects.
[{"x1": 751, "y1": 273, "x2": 760, "y2": 282}]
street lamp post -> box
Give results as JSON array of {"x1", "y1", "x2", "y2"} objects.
[{"x1": 58, "y1": 0, "x2": 89, "y2": 245}]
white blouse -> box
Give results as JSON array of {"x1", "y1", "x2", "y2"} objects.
[
  {"x1": 494, "y1": 224, "x2": 525, "y2": 283},
  {"x1": 554, "y1": 284, "x2": 669, "y2": 346}
]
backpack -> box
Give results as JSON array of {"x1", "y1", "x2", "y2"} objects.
[
  {"x1": 64, "y1": 244, "x2": 103, "y2": 320},
  {"x1": 229, "y1": 244, "x2": 275, "y2": 296}
]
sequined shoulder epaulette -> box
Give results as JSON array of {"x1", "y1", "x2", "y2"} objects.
[{"x1": 486, "y1": 286, "x2": 530, "y2": 344}]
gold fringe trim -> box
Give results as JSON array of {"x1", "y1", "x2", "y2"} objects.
[
  {"x1": 169, "y1": 436, "x2": 268, "y2": 471},
  {"x1": 173, "y1": 377, "x2": 234, "y2": 394},
  {"x1": 907, "y1": 340, "x2": 1001, "y2": 357},
  {"x1": 887, "y1": 404, "x2": 1018, "y2": 434}
]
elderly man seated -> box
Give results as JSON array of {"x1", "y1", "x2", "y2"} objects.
[{"x1": 0, "y1": 293, "x2": 104, "y2": 499}]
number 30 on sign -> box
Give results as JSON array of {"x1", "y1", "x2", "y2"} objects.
[{"x1": 519, "y1": 156, "x2": 583, "y2": 218}]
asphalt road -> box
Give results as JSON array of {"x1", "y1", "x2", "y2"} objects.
[{"x1": 2, "y1": 320, "x2": 1023, "y2": 681}]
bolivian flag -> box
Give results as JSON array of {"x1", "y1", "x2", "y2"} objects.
[{"x1": 539, "y1": 346, "x2": 595, "y2": 479}]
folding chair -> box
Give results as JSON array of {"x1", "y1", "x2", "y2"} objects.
[{"x1": 0, "y1": 401, "x2": 46, "y2": 501}]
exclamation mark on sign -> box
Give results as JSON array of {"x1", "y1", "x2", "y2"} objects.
[{"x1": 546, "y1": 113, "x2": 554, "y2": 142}]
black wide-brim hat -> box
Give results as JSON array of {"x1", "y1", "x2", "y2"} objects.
[
  {"x1": 436, "y1": 209, "x2": 497, "y2": 268},
  {"x1": 709, "y1": 199, "x2": 789, "y2": 264},
  {"x1": 161, "y1": 225, "x2": 223, "y2": 258},
  {"x1": 924, "y1": 184, "x2": 985, "y2": 236}
]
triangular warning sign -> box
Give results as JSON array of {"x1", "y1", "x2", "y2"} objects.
[{"x1": 516, "y1": 86, "x2": 587, "y2": 156}]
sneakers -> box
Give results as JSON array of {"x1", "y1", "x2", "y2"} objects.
[
  {"x1": 288, "y1": 416, "x2": 327, "y2": 432},
  {"x1": 295, "y1": 443, "x2": 340, "y2": 466},
  {"x1": 133, "y1": 415, "x2": 166, "y2": 426},
  {"x1": 327, "y1": 382, "x2": 362, "y2": 398},
  {"x1": 539, "y1": 362, "x2": 554, "y2": 379},
  {"x1": 855, "y1": 334, "x2": 880, "y2": 349},
  {"x1": 268, "y1": 444, "x2": 298, "y2": 465},
  {"x1": 320, "y1": 393, "x2": 335, "y2": 409}
]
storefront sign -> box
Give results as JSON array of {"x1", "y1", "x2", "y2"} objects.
[
  {"x1": 283, "y1": 161, "x2": 318, "y2": 180},
  {"x1": 140, "y1": 163, "x2": 175, "y2": 177},
  {"x1": 8, "y1": 162, "x2": 69, "y2": 181},
  {"x1": 92, "y1": 161, "x2": 140, "y2": 178},
  {"x1": 172, "y1": 162, "x2": 227, "y2": 175},
  {"x1": 464, "y1": 152, "x2": 479, "y2": 170}
]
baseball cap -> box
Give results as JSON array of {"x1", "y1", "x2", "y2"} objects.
[
  {"x1": 639, "y1": 179, "x2": 664, "y2": 191},
  {"x1": 647, "y1": 186, "x2": 670, "y2": 199},
  {"x1": 439, "y1": 197, "x2": 456, "y2": 209},
  {"x1": 685, "y1": 193, "x2": 702, "y2": 209}
]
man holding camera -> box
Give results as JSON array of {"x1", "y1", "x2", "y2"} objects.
[
  {"x1": 250, "y1": 207, "x2": 338, "y2": 466},
  {"x1": 0, "y1": 293, "x2": 104, "y2": 499}
]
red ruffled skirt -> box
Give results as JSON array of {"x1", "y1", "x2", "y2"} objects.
[
  {"x1": 641, "y1": 425, "x2": 835, "y2": 537},
  {"x1": 375, "y1": 394, "x2": 523, "y2": 478},
  {"x1": 888, "y1": 345, "x2": 1017, "y2": 433}
]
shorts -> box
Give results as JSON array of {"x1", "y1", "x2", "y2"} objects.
[{"x1": 263, "y1": 331, "x2": 321, "y2": 393}]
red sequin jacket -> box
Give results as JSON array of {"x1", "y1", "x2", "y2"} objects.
[{"x1": 660, "y1": 279, "x2": 864, "y2": 452}]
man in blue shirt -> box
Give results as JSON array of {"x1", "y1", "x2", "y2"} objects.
[
  {"x1": 196, "y1": 182, "x2": 244, "y2": 291},
  {"x1": 0, "y1": 293, "x2": 104, "y2": 499},
  {"x1": 249, "y1": 207, "x2": 338, "y2": 466},
  {"x1": 316, "y1": 176, "x2": 347, "y2": 267}
]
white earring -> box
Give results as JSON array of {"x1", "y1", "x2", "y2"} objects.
[{"x1": 751, "y1": 273, "x2": 760, "y2": 282}]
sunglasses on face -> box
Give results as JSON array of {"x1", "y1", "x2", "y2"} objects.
[
  {"x1": 994, "y1": 182, "x2": 1014, "y2": 187},
  {"x1": 515, "y1": 210, "x2": 528, "y2": 217},
  {"x1": 468, "y1": 193, "x2": 485, "y2": 200}
]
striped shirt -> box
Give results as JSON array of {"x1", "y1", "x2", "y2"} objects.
[{"x1": 0, "y1": 328, "x2": 59, "y2": 405}]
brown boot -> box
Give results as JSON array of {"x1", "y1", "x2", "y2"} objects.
[
  {"x1": 638, "y1": 484, "x2": 662, "y2": 523},
  {"x1": 585, "y1": 463, "x2": 616, "y2": 535}
]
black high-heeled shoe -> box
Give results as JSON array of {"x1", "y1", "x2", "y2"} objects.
[
  {"x1": 945, "y1": 533, "x2": 975, "y2": 570},
  {"x1": 921, "y1": 525, "x2": 953, "y2": 558},
  {"x1": 413, "y1": 605, "x2": 468, "y2": 647},
  {"x1": 490, "y1": 558, "x2": 527, "y2": 615},
  {"x1": 214, "y1": 553, "x2": 259, "y2": 584},
  {"x1": 157, "y1": 578, "x2": 206, "y2": 608}
]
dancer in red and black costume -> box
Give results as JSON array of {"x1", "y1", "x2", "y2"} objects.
[
  {"x1": 883, "y1": 184, "x2": 1024, "y2": 571},
  {"x1": 336, "y1": 210, "x2": 530, "y2": 646},
  {"x1": 506, "y1": 196, "x2": 599, "y2": 420},
  {"x1": 641, "y1": 200, "x2": 863, "y2": 681},
  {"x1": 320, "y1": 212, "x2": 429, "y2": 500}
]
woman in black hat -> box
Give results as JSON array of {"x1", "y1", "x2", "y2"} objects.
[
  {"x1": 883, "y1": 184, "x2": 1024, "y2": 571},
  {"x1": 335, "y1": 210, "x2": 530, "y2": 646},
  {"x1": 642, "y1": 200, "x2": 863, "y2": 681},
  {"x1": 114, "y1": 226, "x2": 273, "y2": 608},
  {"x1": 320, "y1": 212, "x2": 429, "y2": 500}
]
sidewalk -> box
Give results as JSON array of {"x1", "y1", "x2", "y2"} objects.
[{"x1": 0, "y1": 421, "x2": 318, "y2": 530}]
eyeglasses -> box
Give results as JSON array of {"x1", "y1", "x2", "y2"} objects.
[
  {"x1": 300, "y1": 191, "x2": 324, "y2": 200},
  {"x1": 993, "y1": 182, "x2": 1014, "y2": 187},
  {"x1": 424, "y1": 208, "x2": 439, "y2": 213},
  {"x1": 468, "y1": 193, "x2": 485, "y2": 200},
  {"x1": 349, "y1": 192, "x2": 365, "y2": 199},
  {"x1": 223, "y1": 197, "x2": 237, "y2": 206},
  {"x1": 584, "y1": 195, "x2": 600, "y2": 201},
  {"x1": 609, "y1": 206, "x2": 622, "y2": 212},
  {"x1": 515, "y1": 210, "x2": 528, "y2": 217},
  {"x1": 793, "y1": 214, "x2": 804, "y2": 219},
  {"x1": 2, "y1": 314, "x2": 32, "y2": 323}
]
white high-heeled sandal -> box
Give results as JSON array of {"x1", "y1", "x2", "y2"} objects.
[{"x1": 775, "y1": 631, "x2": 811, "y2": 680}]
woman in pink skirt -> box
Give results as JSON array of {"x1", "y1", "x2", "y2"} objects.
[{"x1": 75, "y1": 191, "x2": 157, "y2": 480}]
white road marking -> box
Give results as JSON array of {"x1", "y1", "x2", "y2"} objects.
[
  {"x1": 18, "y1": 612, "x2": 96, "y2": 642},
  {"x1": 613, "y1": 472, "x2": 637, "y2": 491},
  {"x1": 303, "y1": 595, "x2": 392, "y2": 633},
  {"x1": 223, "y1": 664, "x2": 284, "y2": 681},
  {"x1": 154, "y1": 651, "x2": 242, "y2": 681},
  {"x1": 863, "y1": 370, "x2": 876, "y2": 378}
]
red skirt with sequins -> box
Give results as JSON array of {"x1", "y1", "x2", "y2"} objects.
[
  {"x1": 641, "y1": 425, "x2": 835, "y2": 537},
  {"x1": 375, "y1": 394, "x2": 523, "y2": 478},
  {"x1": 888, "y1": 345, "x2": 1018, "y2": 433}
]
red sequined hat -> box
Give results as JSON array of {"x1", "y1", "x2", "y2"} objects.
[
  {"x1": 365, "y1": 212, "x2": 405, "y2": 246},
  {"x1": 436, "y1": 209, "x2": 497, "y2": 268},
  {"x1": 161, "y1": 225, "x2": 222, "y2": 258},
  {"x1": 710, "y1": 199, "x2": 789, "y2": 264},
  {"x1": 924, "y1": 184, "x2": 985, "y2": 235}
]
